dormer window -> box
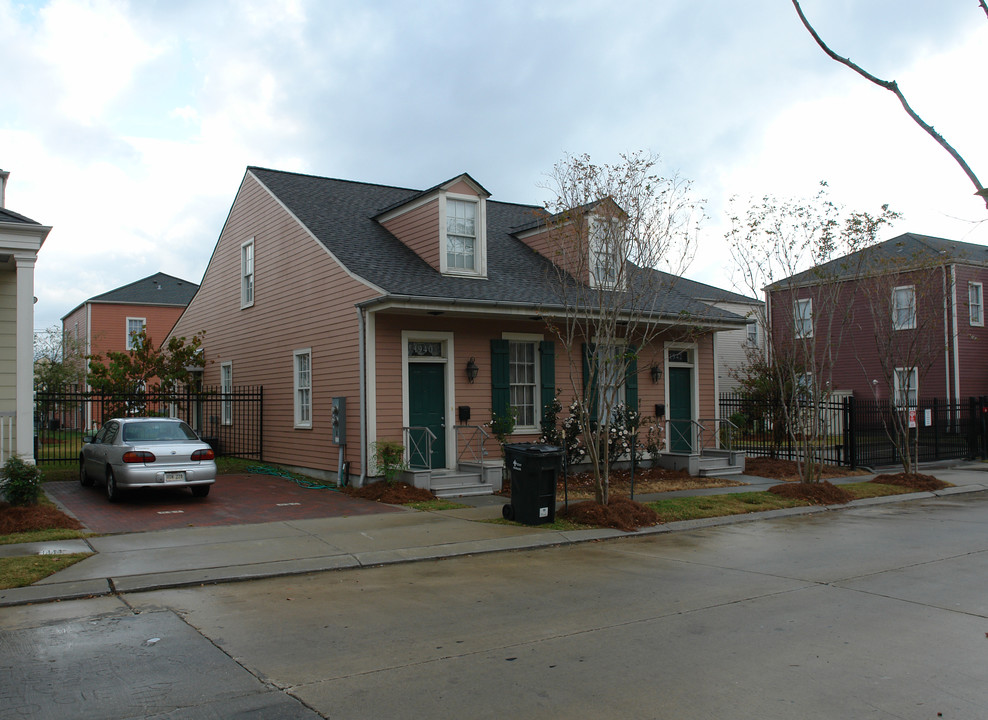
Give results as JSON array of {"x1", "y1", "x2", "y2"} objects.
[
  {"x1": 589, "y1": 216, "x2": 623, "y2": 289},
  {"x1": 446, "y1": 199, "x2": 476, "y2": 270},
  {"x1": 440, "y1": 193, "x2": 486, "y2": 277}
]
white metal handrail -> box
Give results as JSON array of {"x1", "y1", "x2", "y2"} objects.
[
  {"x1": 0, "y1": 411, "x2": 14, "y2": 464},
  {"x1": 403, "y1": 426, "x2": 436, "y2": 470},
  {"x1": 697, "y1": 417, "x2": 739, "y2": 452},
  {"x1": 454, "y1": 424, "x2": 489, "y2": 465},
  {"x1": 663, "y1": 418, "x2": 705, "y2": 454}
]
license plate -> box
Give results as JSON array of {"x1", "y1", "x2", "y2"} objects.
[{"x1": 164, "y1": 471, "x2": 186, "y2": 482}]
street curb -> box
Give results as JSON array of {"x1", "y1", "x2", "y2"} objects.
[{"x1": 3, "y1": 484, "x2": 986, "y2": 608}]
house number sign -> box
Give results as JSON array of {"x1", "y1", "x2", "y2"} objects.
[{"x1": 408, "y1": 341, "x2": 443, "y2": 358}]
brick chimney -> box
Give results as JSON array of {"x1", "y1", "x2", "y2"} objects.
[{"x1": 0, "y1": 169, "x2": 8, "y2": 209}]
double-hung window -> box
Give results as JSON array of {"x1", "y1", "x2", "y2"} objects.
[
  {"x1": 126, "y1": 317, "x2": 146, "y2": 350},
  {"x1": 894, "y1": 367, "x2": 918, "y2": 408},
  {"x1": 241, "y1": 239, "x2": 254, "y2": 308},
  {"x1": 220, "y1": 362, "x2": 233, "y2": 425},
  {"x1": 589, "y1": 216, "x2": 622, "y2": 289},
  {"x1": 508, "y1": 341, "x2": 538, "y2": 429},
  {"x1": 746, "y1": 321, "x2": 758, "y2": 345},
  {"x1": 970, "y1": 282, "x2": 983, "y2": 326},
  {"x1": 892, "y1": 285, "x2": 916, "y2": 330},
  {"x1": 446, "y1": 199, "x2": 476, "y2": 271},
  {"x1": 596, "y1": 343, "x2": 626, "y2": 423},
  {"x1": 294, "y1": 349, "x2": 312, "y2": 428},
  {"x1": 794, "y1": 298, "x2": 813, "y2": 338}
]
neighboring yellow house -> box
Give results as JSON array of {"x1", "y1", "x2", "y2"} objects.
[{"x1": 0, "y1": 169, "x2": 51, "y2": 464}]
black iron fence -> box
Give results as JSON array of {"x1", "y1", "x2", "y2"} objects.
[
  {"x1": 34, "y1": 384, "x2": 263, "y2": 464},
  {"x1": 720, "y1": 392, "x2": 988, "y2": 469}
]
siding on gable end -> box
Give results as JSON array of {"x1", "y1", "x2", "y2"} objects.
[
  {"x1": 168, "y1": 172, "x2": 381, "y2": 475},
  {"x1": 380, "y1": 199, "x2": 441, "y2": 271}
]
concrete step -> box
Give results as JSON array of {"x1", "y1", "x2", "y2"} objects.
[{"x1": 429, "y1": 471, "x2": 494, "y2": 499}]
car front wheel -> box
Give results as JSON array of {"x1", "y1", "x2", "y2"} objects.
[{"x1": 106, "y1": 468, "x2": 121, "y2": 503}]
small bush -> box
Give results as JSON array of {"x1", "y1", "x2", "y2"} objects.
[
  {"x1": 1, "y1": 455, "x2": 43, "y2": 507},
  {"x1": 372, "y1": 440, "x2": 407, "y2": 484}
]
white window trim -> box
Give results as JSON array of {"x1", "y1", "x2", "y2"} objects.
[
  {"x1": 293, "y1": 348, "x2": 312, "y2": 429},
  {"x1": 503, "y1": 332, "x2": 544, "y2": 433},
  {"x1": 588, "y1": 215, "x2": 625, "y2": 290},
  {"x1": 892, "y1": 285, "x2": 916, "y2": 330},
  {"x1": 439, "y1": 193, "x2": 487, "y2": 278},
  {"x1": 969, "y1": 281, "x2": 984, "y2": 327},
  {"x1": 241, "y1": 238, "x2": 255, "y2": 309},
  {"x1": 125, "y1": 317, "x2": 146, "y2": 351},
  {"x1": 220, "y1": 362, "x2": 233, "y2": 426},
  {"x1": 746, "y1": 321, "x2": 758, "y2": 345},
  {"x1": 794, "y1": 298, "x2": 813, "y2": 339},
  {"x1": 893, "y1": 366, "x2": 918, "y2": 408}
]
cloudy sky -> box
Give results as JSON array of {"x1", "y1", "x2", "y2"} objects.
[{"x1": 2, "y1": 0, "x2": 985, "y2": 331}]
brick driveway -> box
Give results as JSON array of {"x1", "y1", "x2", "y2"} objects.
[{"x1": 44, "y1": 473, "x2": 401, "y2": 534}]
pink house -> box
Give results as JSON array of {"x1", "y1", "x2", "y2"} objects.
[
  {"x1": 168, "y1": 167, "x2": 747, "y2": 495},
  {"x1": 767, "y1": 233, "x2": 988, "y2": 405},
  {"x1": 62, "y1": 272, "x2": 199, "y2": 369}
]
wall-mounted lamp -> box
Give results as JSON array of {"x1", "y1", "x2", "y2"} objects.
[
  {"x1": 466, "y1": 357, "x2": 479, "y2": 383},
  {"x1": 650, "y1": 365, "x2": 662, "y2": 384}
]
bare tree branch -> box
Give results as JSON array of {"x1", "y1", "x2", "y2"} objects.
[
  {"x1": 981, "y1": 0, "x2": 988, "y2": 21},
  {"x1": 791, "y1": 0, "x2": 987, "y2": 208}
]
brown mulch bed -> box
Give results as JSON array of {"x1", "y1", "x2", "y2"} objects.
[
  {"x1": 744, "y1": 457, "x2": 867, "y2": 483},
  {"x1": 767, "y1": 481, "x2": 853, "y2": 505},
  {"x1": 0, "y1": 501, "x2": 84, "y2": 535},
  {"x1": 518, "y1": 466, "x2": 745, "y2": 501},
  {"x1": 343, "y1": 481, "x2": 436, "y2": 504},
  {"x1": 870, "y1": 473, "x2": 949, "y2": 492},
  {"x1": 557, "y1": 496, "x2": 660, "y2": 532}
]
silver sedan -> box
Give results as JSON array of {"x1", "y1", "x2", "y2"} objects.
[{"x1": 79, "y1": 417, "x2": 217, "y2": 502}]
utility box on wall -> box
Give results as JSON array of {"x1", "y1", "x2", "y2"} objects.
[{"x1": 332, "y1": 397, "x2": 346, "y2": 445}]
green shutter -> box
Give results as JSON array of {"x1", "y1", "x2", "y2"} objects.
[
  {"x1": 491, "y1": 339, "x2": 510, "y2": 419},
  {"x1": 625, "y1": 345, "x2": 638, "y2": 413},
  {"x1": 539, "y1": 340, "x2": 555, "y2": 415},
  {"x1": 582, "y1": 342, "x2": 598, "y2": 425}
]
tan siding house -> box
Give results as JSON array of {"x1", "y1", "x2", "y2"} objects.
[
  {"x1": 0, "y1": 170, "x2": 51, "y2": 462},
  {"x1": 169, "y1": 167, "x2": 748, "y2": 494}
]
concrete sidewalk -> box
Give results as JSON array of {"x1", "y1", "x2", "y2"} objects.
[{"x1": 3, "y1": 462, "x2": 987, "y2": 608}]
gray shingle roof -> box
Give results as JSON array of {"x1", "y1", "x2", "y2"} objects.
[
  {"x1": 0, "y1": 207, "x2": 43, "y2": 225},
  {"x1": 247, "y1": 167, "x2": 743, "y2": 324},
  {"x1": 86, "y1": 272, "x2": 199, "y2": 306},
  {"x1": 772, "y1": 233, "x2": 988, "y2": 289}
]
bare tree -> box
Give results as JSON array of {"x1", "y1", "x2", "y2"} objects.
[
  {"x1": 728, "y1": 184, "x2": 898, "y2": 482},
  {"x1": 852, "y1": 246, "x2": 952, "y2": 474},
  {"x1": 538, "y1": 152, "x2": 702, "y2": 505},
  {"x1": 791, "y1": 0, "x2": 988, "y2": 208}
]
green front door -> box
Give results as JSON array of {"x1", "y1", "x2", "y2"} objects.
[
  {"x1": 408, "y1": 363, "x2": 447, "y2": 469},
  {"x1": 668, "y1": 366, "x2": 693, "y2": 453}
]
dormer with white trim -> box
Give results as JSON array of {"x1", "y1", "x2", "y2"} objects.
[{"x1": 375, "y1": 173, "x2": 490, "y2": 279}]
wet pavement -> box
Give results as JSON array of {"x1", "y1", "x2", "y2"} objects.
[{"x1": 44, "y1": 473, "x2": 399, "y2": 533}]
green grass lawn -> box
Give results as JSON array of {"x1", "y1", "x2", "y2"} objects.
[{"x1": 0, "y1": 554, "x2": 92, "y2": 589}]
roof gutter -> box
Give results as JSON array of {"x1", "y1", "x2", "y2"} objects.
[{"x1": 354, "y1": 294, "x2": 747, "y2": 330}]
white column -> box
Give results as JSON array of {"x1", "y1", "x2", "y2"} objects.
[{"x1": 14, "y1": 252, "x2": 37, "y2": 462}]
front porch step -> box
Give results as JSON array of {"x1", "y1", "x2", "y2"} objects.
[
  {"x1": 697, "y1": 456, "x2": 744, "y2": 477},
  {"x1": 429, "y1": 471, "x2": 495, "y2": 499}
]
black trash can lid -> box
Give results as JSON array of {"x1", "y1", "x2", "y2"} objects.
[{"x1": 504, "y1": 443, "x2": 563, "y2": 454}]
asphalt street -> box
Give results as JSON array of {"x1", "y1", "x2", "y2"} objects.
[{"x1": 2, "y1": 489, "x2": 987, "y2": 719}]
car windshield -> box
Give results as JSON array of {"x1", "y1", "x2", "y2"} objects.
[{"x1": 122, "y1": 421, "x2": 198, "y2": 443}]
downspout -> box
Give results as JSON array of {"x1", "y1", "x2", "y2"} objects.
[
  {"x1": 950, "y1": 265, "x2": 960, "y2": 405},
  {"x1": 358, "y1": 305, "x2": 367, "y2": 487},
  {"x1": 942, "y1": 265, "x2": 950, "y2": 402}
]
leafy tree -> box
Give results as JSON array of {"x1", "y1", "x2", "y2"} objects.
[
  {"x1": 539, "y1": 151, "x2": 702, "y2": 504},
  {"x1": 34, "y1": 326, "x2": 86, "y2": 436},
  {"x1": 86, "y1": 329, "x2": 205, "y2": 419}
]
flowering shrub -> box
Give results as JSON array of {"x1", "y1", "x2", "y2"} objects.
[{"x1": 606, "y1": 404, "x2": 642, "y2": 466}]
